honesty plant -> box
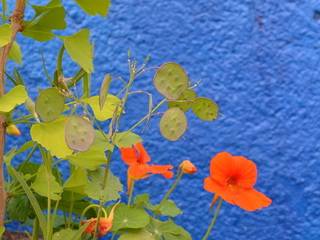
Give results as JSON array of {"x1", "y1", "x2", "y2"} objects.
[{"x1": 0, "y1": 1, "x2": 271, "y2": 240}]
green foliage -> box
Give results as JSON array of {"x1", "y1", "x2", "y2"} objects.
[
  {"x1": 63, "y1": 167, "x2": 87, "y2": 194},
  {"x1": 155, "y1": 200, "x2": 182, "y2": 217},
  {"x1": 30, "y1": 117, "x2": 73, "y2": 158},
  {"x1": 8, "y1": 41, "x2": 22, "y2": 64},
  {"x1": 191, "y1": 97, "x2": 219, "y2": 121},
  {"x1": 113, "y1": 131, "x2": 142, "y2": 148},
  {"x1": 61, "y1": 29, "x2": 94, "y2": 73},
  {"x1": 0, "y1": 85, "x2": 27, "y2": 113},
  {"x1": 119, "y1": 230, "x2": 156, "y2": 240},
  {"x1": 75, "y1": 0, "x2": 111, "y2": 16},
  {"x1": 160, "y1": 107, "x2": 187, "y2": 141},
  {"x1": 83, "y1": 95, "x2": 121, "y2": 121},
  {"x1": 154, "y1": 63, "x2": 189, "y2": 100},
  {"x1": 112, "y1": 204, "x2": 150, "y2": 232},
  {"x1": 147, "y1": 219, "x2": 192, "y2": 240},
  {"x1": 85, "y1": 169, "x2": 123, "y2": 202},
  {"x1": 65, "y1": 116, "x2": 95, "y2": 152},
  {"x1": 7, "y1": 195, "x2": 33, "y2": 222},
  {"x1": 31, "y1": 165, "x2": 63, "y2": 200},
  {"x1": 35, "y1": 88, "x2": 65, "y2": 122},
  {"x1": 0, "y1": 24, "x2": 11, "y2": 47},
  {"x1": 67, "y1": 131, "x2": 113, "y2": 170},
  {"x1": 99, "y1": 74, "x2": 112, "y2": 110},
  {"x1": 23, "y1": 0, "x2": 66, "y2": 41}
]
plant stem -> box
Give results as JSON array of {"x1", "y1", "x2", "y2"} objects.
[
  {"x1": 128, "y1": 98, "x2": 166, "y2": 131},
  {"x1": 160, "y1": 169, "x2": 183, "y2": 204},
  {"x1": 32, "y1": 218, "x2": 39, "y2": 240},
  {"x1": 201, "y1": 198, "x2": 223, "y2": 240},
  {"x1": 0, "y1": 0, "x2": 26, "y2": 227},
  {"x1": 127, "y1": 180, "x2": 135, "y2": 206}
]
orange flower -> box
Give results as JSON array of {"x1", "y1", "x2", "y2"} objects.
[
  {"x1": 83, "y1": 204, "x2": 117, "y2": 237},
  {"x1": 120, "y1": 142, "x2": 174, "y2": 192},
  {"x1": 180, "y1": 160, "x2": 197, "y2": 174},
  {"x1": 6, "y1": 124, "x2": 21, "y2": 136},
  {"x1": 204, "y1": 152, "x2": 272, "y2": 211}
]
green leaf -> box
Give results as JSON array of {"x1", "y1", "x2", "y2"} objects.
[
  {"x1": 155, "y1": 200, "x2": 182, "y2": 217},
  {"x1": 147, "y1": 219, "x2": 191, "y2": 240},
  {"x1": 75, "y1": 0, "x2": 111, "y2": 16},
  {"x1": 8, "y1": 167, "x2": 47, "y2": 238},
  {"x1": 0, "y1": 85, "x2": 28, "y2": 113},
  {"x1": 112, "y1": 204, "x2": 150, "y2": 232},
  {"x1": 53, "y1": 227, "x2": 88, "y2": 240},
  {"x1": 113, "y1": 131, "x2": 142, "y2": 148},
  {"x1": 119, "y1": 230, "x2": 156, "y2": 240},
  {"x1": 7, "y1": 195, "x2": 33, "y2": 222},
  {"x1": 22, "y1": 0, "x2": 66, "y2": 41},
  {"x1": 134, "y1": 194, "x2": 156, "y2": 211},
  {"x1": 67, "y1": 131, "x2": 113, "y2": 170},
  {"x1": 64, "y1": 167, "x2": 87, "y2": 194},
  {"x1": 0, "y1": 226, "x2": 4, "y2": 238},
  {"x1": 35, "y1": 88, "x2": 65, "y2": 122},
  {"x1": 85, "y1": 168, "x2": 123, "y2": 202},
  {"x1": 31, "y1": 165, "x2": 63, "y2": 200},
  {"x1": 4, "y1": 141, "x2": 35, "y2": 165},
  {"x1": 8, "y1": 41, "x2": 22, "y2": 64},
  {"x1": 30, "y1": 117, "x2": 73, "y2": 158},
  {"x1": 0, "y1": 24, "x2": 11, "y2": 47},
  {"x1": 191, "y1": 97, "x2": 219, "y2": 121},
  {"x1": 83, "y1": 95, "x2": 121, "y2": 121},
  {"x1": 99, "y1": 74, "x2": 112, "y2": 110},
  {"x1": 61, "y1": 29, "x2": 93, "y2": 73}
]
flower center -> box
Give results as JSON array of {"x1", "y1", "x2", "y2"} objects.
[{"x1": 227, "y1": 176, "x2": 237, "y2": 186}]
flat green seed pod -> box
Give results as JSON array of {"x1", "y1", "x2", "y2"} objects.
[
  {"x1": 160, "y1": 107, "x2": 187, "y2": 141},
  {"x1": 65, "y1": 116, "x2": 95, "y2": 152},
  {"x1": 191, "y1": 97, "x2": 219, "y2": 121},
  {"x1": 168, "y1": 89, "x2": 197, "y2": 112},
  {"x1": 153, "y1": 62, "x2": 189, "y2": 100},
  {"x1": 35, "y1": 88, "x2": 65, "y2": 122}
]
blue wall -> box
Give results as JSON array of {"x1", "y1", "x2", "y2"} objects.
[{"x1": 5, "y1": 0, "x2": 320, "y2": 239}]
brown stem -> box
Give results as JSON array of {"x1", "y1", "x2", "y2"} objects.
[{"x1": 0, "y1": 0, "x2": 26, "y2": 227}]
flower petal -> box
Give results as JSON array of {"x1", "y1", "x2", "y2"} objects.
[
  {"x1": 233, "y1": 188, "x2": 272, "y2": 211},
  {"x1": 232, "y1": 156, "x2": 257, "y2": 188},
  {"x1": 120, "y1": 147, "x2": 138, "y2": 165},
  {"x1": 147, "y1": 164, "x2": 174, "y2": 178},
  {"x1": 135, "y1": 142, "x2": 151, "y2": 164}
]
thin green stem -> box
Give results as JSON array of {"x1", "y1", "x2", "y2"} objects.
[
  {"x1": 82, "y1": 73, "x2": 90, "y2": 98},
  {"x1": 127, "y1": 180, "x2": 135, "y2": 206},
  {"x1": 160, "y1": 169, "x2": 184, "y2": 205},
  {"x1": 1, "y1": 0, "x2": 6, "y2": 23},
  {"x1": 201, "y1": 198, "x2": 223, "y2": 240},
  {"x1": 67, "y1": 192, "x2": 74, "y2": 228},
  {"x1": 128, "y1": 98, "x2": 166, "y2": 131},
  {"x1": 32, "y1": 218, "x2": 39, "y2": 240}
]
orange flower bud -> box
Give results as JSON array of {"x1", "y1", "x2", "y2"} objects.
[
  {"x1": 6, "y1": 124, "x2": 21, "y2": 136},
  {"x1": 180, "y1": 160, "x2": 197, "y2": 174}
]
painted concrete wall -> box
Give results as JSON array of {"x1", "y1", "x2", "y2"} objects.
[{"x1": 5, "y1": 0, "x2": 320, "y2": 239}]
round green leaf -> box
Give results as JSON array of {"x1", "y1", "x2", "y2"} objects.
[
  {"x1": 65, "y1": 116, "x2": 95, "y2": 152},
  {"x1": 112, "y1": 204, "x2": 150, "y2": 232},
  {"x1": 168, "y1": 89, "x2": 197, "y2": 112},
  {"x1": 160, "y1": 108, "x2": 187, "y2": 141},
  {"x1": 119, "y1": 230, "x2": 156, "y2": 240},
  {"x1": 153, "y1": 62, "x2": 189, "y2": 100},
  {"x1": 191, "y1": 97, "x2": 219, "y2": 121},
  {"x1": 35, "y1": 88, "x2": 65, "y2": 122}
]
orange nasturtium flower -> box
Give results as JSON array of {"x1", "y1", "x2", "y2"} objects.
[
  {"x1": 204, "y1": 152, "x2": 272, "y2": 211},
  {"x1": 120, "y1": 142, "x2": 174, "y2": 192},
  {"x1": 180, "y1": 160, "x2": 197, "y2": 174}
]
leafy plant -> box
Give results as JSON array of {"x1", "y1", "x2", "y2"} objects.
[{"x1": 0, "y1": 0, "x2": 271, "y2": 240}]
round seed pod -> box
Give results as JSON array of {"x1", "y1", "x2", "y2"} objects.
[
  {"x1": 35, "y1": 88, "x2": 65, "y2": 122},
  {"x1": 153, "y1": 62, "x2": 189, "y2": 100},
  {"x1": 65, "y1": 116, "x2": 95, "y2": 152},
  {"x1": 168, "y1": 89, "x2": 197, "y2": 112},
  {"x1": 191, "y1": 97, "x2": 219, "y2": 121},
  {"x1": 160, "y1": 107, "x2": 187, "y2": 141}
]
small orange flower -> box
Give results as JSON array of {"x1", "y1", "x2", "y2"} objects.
[
  {"x1": 180, "y1": 160, "x2": 197, "y2": 174},
  {"x1": 120, "y1": 142, "x2": 174, "y2": 192},
  {"x1": 6, "y1": 124, "x2": 21, "y2": 136},
  {"x1": 204, "y1": 152, "x2": 272, "y2": 211},
  {"x1": 83, "y1": 204, "x2": 117, "y2": 237}
]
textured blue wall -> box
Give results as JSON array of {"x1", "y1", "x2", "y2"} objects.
[{"x1": 5, "y1": 0, "x2": 320, "y2": 239}]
